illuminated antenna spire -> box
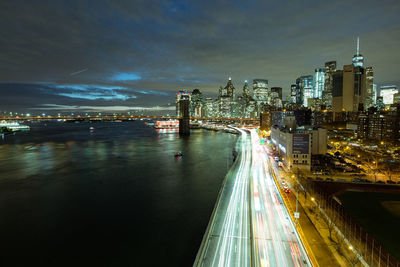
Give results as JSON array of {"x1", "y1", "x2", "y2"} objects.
[
  {"x1": 228, "y1": 77, "x2": 232, "y2": 81},
  {"x1": 356, "y1": 37, "x2": 360, "y2": 56}
]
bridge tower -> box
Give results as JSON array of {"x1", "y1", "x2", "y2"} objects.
[{"x1": 179, "y1": 99, "x2": 190, "y2": 135}]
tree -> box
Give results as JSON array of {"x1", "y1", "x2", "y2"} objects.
[
  {"x1": 364, "y1": 154, "x2": 380, "y2": 182},
  {"x1": 321, "y1": 211, "x2": 336, "y2": 241}
]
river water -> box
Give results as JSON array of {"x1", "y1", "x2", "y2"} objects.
[{"x1": 0, "y1": 121, "x2": 237, "y2": 266}]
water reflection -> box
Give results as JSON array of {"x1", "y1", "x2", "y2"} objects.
[{"x1": 0, "y1": 121, "x2": 237, "y2": 266}]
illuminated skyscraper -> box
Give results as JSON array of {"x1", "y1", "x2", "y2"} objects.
[
  {"x1": 270, "y1": 87, "x2": 283, "y2": 108},
  {"x1": 219, "y1": 77, "x2": 236, "y2": 117},
  {"x1": 380, "y1": 85, "x2": 398, "y2": 105},
  {"x1": 394, "y1": 93, "x2": 400, "y2": 104},
  {"x1": 365, "y1": 67, "x2": 374, "y2": 109},
  {"x1": 253, "y1": 79, "x2": 269, "y2": 103},
  {"x1": 372, "y1": 84, "x2": 377, "y2": 105},
  {"x1": 290, "y1": 84, "x2": 297, "y2": 103},
  {"x1": 294, "y1": 79, "x2": 302, "y2": 105},
  {"x1": 352, "y1": 37, "x2": 364, "y2": 68},
  {"x1": 242, "y1": 80, "x2": 250, "y2": 99},
  {"x1": 204, "y1": 97, "x2": 217, "y2": 117},
  {"x1": 190, "y1": 89, "x2": 203, "y2": 117},
  {"x1": 271, "y1": 87, "x2": 283, "y2": 100},
  {"x1": 314, "y1": 68, "x2": 325, "y2": 99},
  {"x1": 296, "y1": 75, "x2": 313, "y2": 107},
  {"x1": 225, "y1": 77, "x2": 235, "y2": 98},
  {"x1": 342, "y1": 64, "x2": 365, "y2": 111},
  {"x1": 323, "y1": 61, "x2": 336, "y2": 108}
]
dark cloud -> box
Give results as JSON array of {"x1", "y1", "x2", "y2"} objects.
[{"x1": 0, "y1": 0, "x2": 399, "y2": 112}]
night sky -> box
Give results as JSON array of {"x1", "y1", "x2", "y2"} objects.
[{"x1": 1, "y1": 0, "x2": 400, "y2": 113}]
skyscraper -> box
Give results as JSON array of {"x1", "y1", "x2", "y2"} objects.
[
  {"x1": 380, "y1": 85, "x2": 399, "y2": 105},
  {"x1": 290, "y1": 84, "x2": 297, "y2": 103},
  {"x1": 372, "y1": 84, "x2": 378, "y2": 105},
  {"x1": 225, "y1": 77, "x2": 235, "y2": 98},
  {"x1": 342, "y1": 64, "x2": 366, "y2": 111},
  {"x1": 242, "y1": 80, "x2": 250, "y2": 99},
  {"x1": 314, "y1": 68, "x2": 325, "y2": 99},
  {"x1": 297, "y1": 75, "x2": 313, "y2": 107},
  {"x1": 332, "y1": 39, "x2": 367, "y2": 115},
  {"x1": 352, "y1": 37, "x2": 364, "y2": 68},
  {"x1": 253, "y1": 79, "x2": 269, "y2": 103},
  {"x1": 271, "y1": 87, "x2": 283, "y2": 100},
  {"x1": 295, "y1": 79, "x2": 302, "y2": 105},
  {"x1": 323, "y1": 61, "x2": 336, "y2": 108},
  {"x1": 190, "y1": 89, "x2": 203, "y2": 117},
  {"x1": 332, "y1": 70, "x2": 344, "y2": 112},
  {"x1": 365, "y1": 67, "x2": 374, "y2": 109},
  {"x1": 219, "y1": 77, "x2": 236, "y2": 117}
]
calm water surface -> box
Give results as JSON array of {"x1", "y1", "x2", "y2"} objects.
[{"x1": 0, "y1": 121, "x2": 237, "y2": 266}]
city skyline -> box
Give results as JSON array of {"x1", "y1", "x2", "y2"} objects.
[{"x1": 1, "y1": 0, "x2": 400, "y2": 112}]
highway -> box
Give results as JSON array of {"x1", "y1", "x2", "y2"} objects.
[
  {"x1": 250, "y1": 129, "x2": 311, "y2": 267},
  {"x1": 195, "y1": 128, "x2": 252, "y2": 267},
  {"x1": 194, "y1": 129, "x2": 312, "y2": 266}
]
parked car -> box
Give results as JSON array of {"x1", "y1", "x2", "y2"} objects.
[
  {"x1": 375, "y1": 181, "x2": 386, "y2": 184},
  {"x1": 386, "y1": 180, "x2": 396, "y2": 184},
  {"x1": 315, "y1": 177, "x2": 324, "y2": 181},
  {"x1": 326, "y1": 178, "x2": 334, "y2": 182}
]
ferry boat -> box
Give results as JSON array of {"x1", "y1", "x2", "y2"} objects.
[
  {"x1": 154, "y1": 120, "x2": 179, "y2": 129},
  {"x1": 0, "y1": 121, "x2": 30, "y2": 132}
]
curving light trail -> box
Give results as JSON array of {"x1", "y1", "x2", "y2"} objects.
[
  {"x1": 195, "y1": 128, "x2": 312, "y2": 267},
  {"x1": 195, "y1": 128, "x2": 252, "y2": 267},
  {"x1": 250, "y1": 129, "x2": 311, "y2": 267}
]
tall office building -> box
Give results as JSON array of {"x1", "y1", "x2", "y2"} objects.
[
  {"x1": 290, "y1": 84, "x2": 297, "y2": 103},
  {"x1": 352, "y1": 37, "x2": 364, "y2": 68},
  {"x1": 323, "y1": 61, "x2": 336, "y2": 108},
  {"x1": 219, "y1": 77, "x2": 236, "y2": 117},
  {"x1": 295, "y1": 79, "x2": 303, "y2": 105},
  {"x1": 297, "y1": 75, "x2": 313, "y2": 107},
  {"x1": 270, "y1": 87, "x2": 283, "y2": 108},
  {"x1": 332, "y1": 70, "x2": 344, "y2": 112},
  {"x1": 190, "y1": 89, "x2": 203, "y2": 117},
  {"x1": 253, "y1": 79, "x2": 269, "y2": 103},
  {"x1": 242, "y1": 80, "x2": 250, "y2": 99},
  {"x1": 365, "y1": 67, "x2": 374, "y2": 109},
  {"x1": 372, "y1": 84, "x2": 378, "y2": 105},
  {"x1": 376, "y1": 97, "x2": 385, "y2": 111},
  {"x1": 219, "y1": 77, "x2": 235, "y2": 99},
  {"x1": 332, "y1": 39, "x2": 367, "y2": 115},
  {"x1": 271, "y1": 87, "x2": 283, "y2": 100},
  {"x1": 343, "y1": 64, "x2": 366, "y2": 111},
  {"x1": 380, "y1": 85, "x2": 399, "y2": 105},
  {"x1": 394, "y1": 93, "x2": 400, "y2": 104},
  {"x1": 314, "y1": 68, "x2": 325, "y2": 99},
  {"x1": 204, "y1": 97, "x2": 217, "y2": 117}
]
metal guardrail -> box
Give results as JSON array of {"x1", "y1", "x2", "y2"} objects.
[{"x1": 193, "y1": 143, "x2": 245, "y2": 266}]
